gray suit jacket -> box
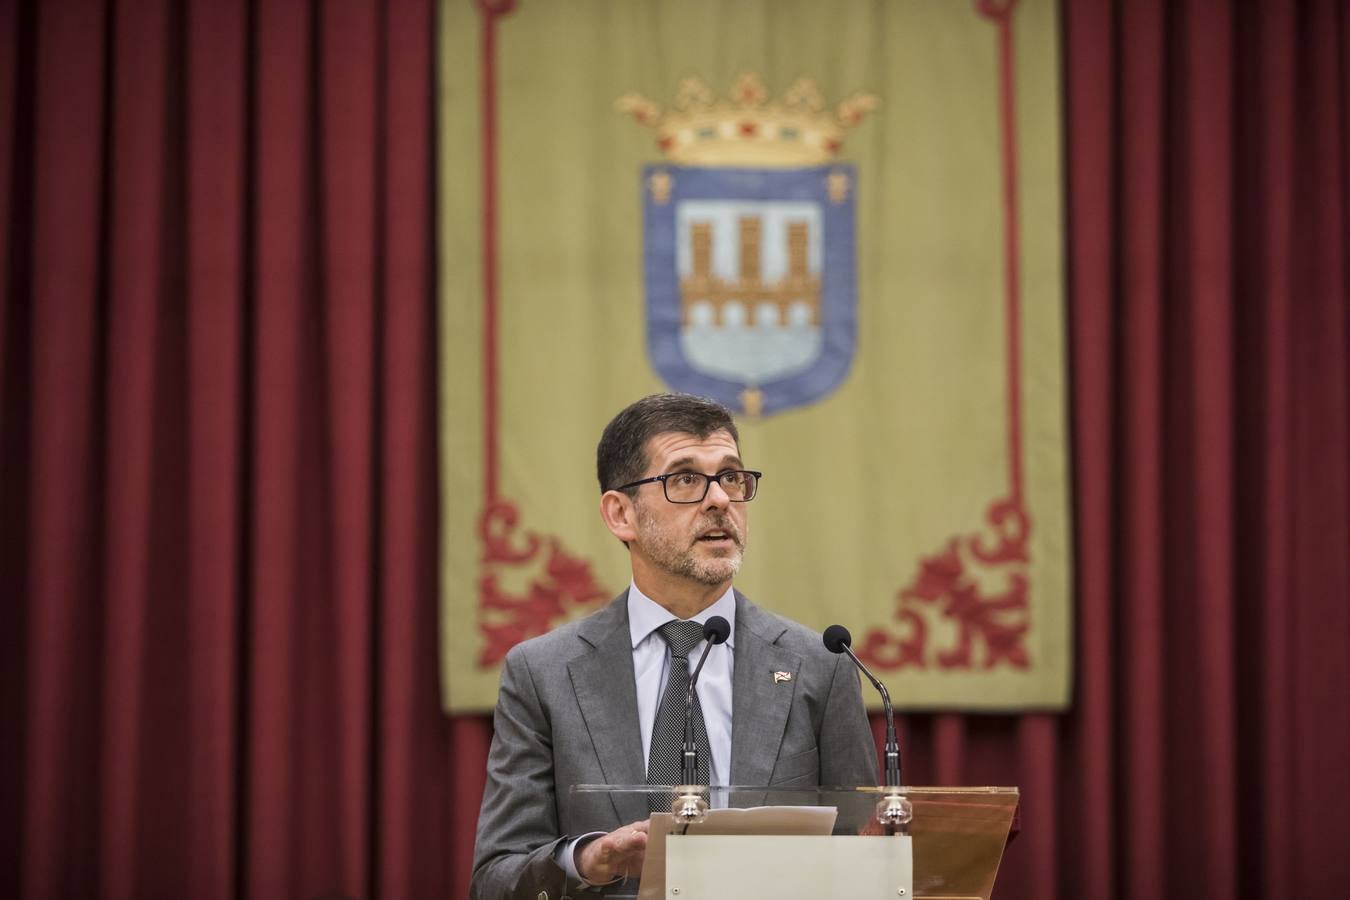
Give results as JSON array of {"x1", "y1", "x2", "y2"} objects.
[{"x1": 469, "y1": 590, "x2": 880, "y2": 900}]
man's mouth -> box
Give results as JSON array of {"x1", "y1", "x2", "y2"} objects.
[{"x1": 695, "y1": 527, "x2": 738, "y2": 546}]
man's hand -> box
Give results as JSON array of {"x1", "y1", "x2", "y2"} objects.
[{"x1": 577, "y1": 819, "x2": 650, "y2": 885}]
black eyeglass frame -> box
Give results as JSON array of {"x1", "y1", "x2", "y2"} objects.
[{"x1": 612, "y1": 469, "x2": 763, "y2": 504}]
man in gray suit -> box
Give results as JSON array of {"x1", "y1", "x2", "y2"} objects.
[{"x1": 470, "y1": 394, "x2": 879, "y2": 899}]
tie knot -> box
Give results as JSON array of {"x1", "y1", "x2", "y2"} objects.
[{"x1": 658, "y1": 620, "x2": 705, "y2": 658}]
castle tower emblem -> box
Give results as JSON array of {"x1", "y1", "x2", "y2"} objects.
[{"x1": 619, "y1": 75, "x2": 877, "y2": 417}]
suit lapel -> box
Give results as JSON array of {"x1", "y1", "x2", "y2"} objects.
[
  {"x1": 729, "y1": 592, "x2": 802, "y2": 786},
  {"x1": 568, "y1": 593, "x2": 647, "y2": 826}
]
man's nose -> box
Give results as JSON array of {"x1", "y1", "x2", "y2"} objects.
[{"x1": 703, "y1": 479, "x2": 732, "y2": 509}]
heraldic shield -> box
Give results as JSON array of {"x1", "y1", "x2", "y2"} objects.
[{"x1": 642, "y1": 164, "x2": 858, "y2": 417}]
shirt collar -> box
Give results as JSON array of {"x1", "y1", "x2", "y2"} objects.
[{"x1": 627, "y1": 581, "x2": 737, "y2": 650}]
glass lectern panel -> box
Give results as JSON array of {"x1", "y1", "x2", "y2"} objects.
[{"x1": 570, "y1": 784, "x2": 1018, "y2": 899}]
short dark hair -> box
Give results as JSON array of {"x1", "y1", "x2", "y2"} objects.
[{"x1": 597, "y1": 393, "x2": 740, "y2": 493}]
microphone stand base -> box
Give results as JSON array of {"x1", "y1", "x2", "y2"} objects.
[{"x1": 671, "y1": 788, "x2": 709, "y2": 825}]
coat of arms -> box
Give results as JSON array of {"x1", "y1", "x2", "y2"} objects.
[{"x1": 619, "y1": 75, "x2": 878, "y2": 416}]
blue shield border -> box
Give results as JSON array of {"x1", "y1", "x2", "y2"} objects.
[{"x1": 642, "y1": 165, "x2": 858, "y2": 416}]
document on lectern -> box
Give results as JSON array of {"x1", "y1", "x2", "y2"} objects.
[{"x1": 637, "y1": 806, "x2": 838, "y2": 899}]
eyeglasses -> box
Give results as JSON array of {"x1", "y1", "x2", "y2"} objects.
[{"x1": 614, "y1": 470, "x2": 762, "y2": 504}]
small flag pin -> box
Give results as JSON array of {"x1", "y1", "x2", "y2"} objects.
[{"x1": 773, "y1": 671, "x2": 793, "y2": 684}]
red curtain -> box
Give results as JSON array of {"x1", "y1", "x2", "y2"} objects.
[
  {"x1": 3, "y1": 1, "x2": 1348, "y2": 898},
  {"x1": 1056, "y1": 0, "x2": 1350, "y2": 895},
  {"x1": 0, "y1": 0, "x2": 477, "y2": 897}
]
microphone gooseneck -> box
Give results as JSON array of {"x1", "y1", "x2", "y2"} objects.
[
  {"x1": 823, "y1": 624, "x2": 902, "y2": 788},
  {"x1": 682, "y1": 615, "x2": 730, "y2": 786}
]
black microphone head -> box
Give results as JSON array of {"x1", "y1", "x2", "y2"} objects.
[
  {"x1": 703, "y1": 615, "x2": 731, "y2": 645},
  {"x1": 822, "y1": 624, "x2": 852, "y2": 654}
]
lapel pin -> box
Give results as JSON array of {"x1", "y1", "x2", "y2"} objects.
[{"x1": 773, "y1": 671, "x2": 793, "y2": 684}]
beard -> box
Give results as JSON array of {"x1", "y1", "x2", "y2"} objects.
[{"x1": 633, "y1": 501, "x2": 745, "y2": 586}]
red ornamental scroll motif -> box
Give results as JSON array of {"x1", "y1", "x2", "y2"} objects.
[
  {"x1": 858, "y1": 497, "x2": 1032, "y2": 670},
  {"x1": 476, "y1": 501, "x2": 609, "y2": 667}
]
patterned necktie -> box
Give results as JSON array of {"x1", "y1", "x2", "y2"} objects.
[{"x1": 647, "y1": 620, "x2": 712, "y2": 810}]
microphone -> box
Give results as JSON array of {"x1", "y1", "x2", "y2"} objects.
[
  {"x1": 682, "y1": 615, "x2": 731, "y2": 786},
  {"x1": 823, "y1": 624, "x2": 901, "y2": 788}
]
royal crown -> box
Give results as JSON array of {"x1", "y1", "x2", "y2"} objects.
[{"x1": 617, "y1": 73, "x2": 878, "y2": 168}]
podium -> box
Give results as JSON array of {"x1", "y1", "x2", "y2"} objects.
[{"x1": 572, "y1": 784, "x2": 1019, "y2": 899}]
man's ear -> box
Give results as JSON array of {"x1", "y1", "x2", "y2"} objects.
[{"x1": 599, "y1": 490, "x2": 639, "y2": 544}]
